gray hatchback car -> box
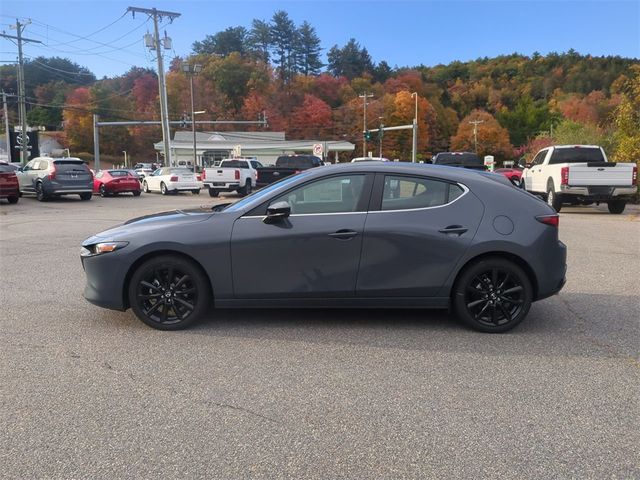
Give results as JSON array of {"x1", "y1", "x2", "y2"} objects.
[
  {"x1": 81, "y1": 162, "x2": 566, "y2": 333},
  {"x1": 18, "y1": 156, "x2": 93, "y2": 201}
]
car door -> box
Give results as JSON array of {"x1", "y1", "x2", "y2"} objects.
[
  {"x1": 147, "y1": 169, "x2": 163, "y2": 191},
  {"x1": 17, "y1": 160, "x2": 39, "y2": 192},
  {"x1": 524, "y1": 149, "x2": 548, "y2": 192},
  {"x1": 231, "y1": 173, "x2": 373, "y2": 298},
  {"x1": 356, "y1": 173, "x2": 484, "y2": 298}
]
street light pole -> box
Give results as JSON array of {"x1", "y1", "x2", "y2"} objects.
[
  {"x1": 469, "y1": 119, "x2": 484, "y2": 153},
  {"x1": 182, "y1": 63, "x2": 203, "y2": 167},
  {"x1": 378, "y1": 117, "x2": 384, "y2": 158},
  {"x1": 122, "y1": 150, "x2": 128, "y2": 168},
  {"x1": 359, "y1": 92, "x2": 373, "y2": 157},
  {"x1": 411, "y1": 92, "x2": 418, "y2": 163}
]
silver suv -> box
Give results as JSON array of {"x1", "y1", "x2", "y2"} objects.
[{"x1": 18, "y1": 157, "x2": 93, "y2": 201}]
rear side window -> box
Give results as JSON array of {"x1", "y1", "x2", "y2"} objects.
[
  {"x1": 549, "y1": 147, "x2": 605, "y2": 164},
  {"x1": 381, "y1": 176, "x2": 464, "y2": 210},
  {"x1": 434, "y1": 153, "x2": 481, "y2": 165},
  {"x1": 54, "y1": 161, "x2": 89, "y2": 173}
]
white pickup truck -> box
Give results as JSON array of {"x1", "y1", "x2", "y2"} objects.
[
  {"x1": 202, "y1": 158, "x2": 263, "y2": 197},
  {"x1": 521, "y1": 145, "x2": 637, "y2": 214}
]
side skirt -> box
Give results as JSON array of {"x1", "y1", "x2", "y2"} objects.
[{"x1": 215, "y1": 297, "x2": 450, "y2": 309}]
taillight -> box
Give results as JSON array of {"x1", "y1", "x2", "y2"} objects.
[
  {"x1": 294, "y1": 170, "x2": 301, "y2": 174},
  {"x1": 632, "y1": 166, "x2": 637, "y2": 186},
  {"x1": 202, "y1": 169, "x2": 206, "y2": 180},
  {"x1": 170, "y1": 176, "x2": 178, "y2": 182},
  {"x1": 560, "y1": 166, "x2": 569, "y2": 186},
  {"x1": 196, "y1": 175, "x2": 202, "y2": 181},
  {"x1": 234, "y1": 169, "x2": 240, "y2": 180},
  {"x1": 48, "y1": 165, "x2": 57, "y2": 181},
  {"x1": 536, "y1": 214, "x2": 559, "y2": 227}
]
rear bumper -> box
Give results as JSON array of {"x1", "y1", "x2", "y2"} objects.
[
  {"x1": 0, "y1": 186, "x2": 19, "y2": 197},
  {"x1": 205, "y1": 182, "x2": 240, "y2": 191},
  {"x1": 560, "y1": 185, "x2": 636, "y2": 198},
  {"x1": 167, "y1": 181, "x2": 202, "y2": 191}
]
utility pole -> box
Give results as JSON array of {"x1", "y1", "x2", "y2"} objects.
[
  {"x1": 359, "y1": 92, "x2": 373, "y2": 156},
  {"x1": 2, "y1": 91, "x2": 11, "y2": 162},
  {"x1": 181, "y1": 63, "x2": 203, "y2": 167},
  {"x1": 411, "y1": 92, "x2": 418, "y2": 163},
  {"x1": 128, "y1": 7, "x2": 180, "y2": 166},
  {"x1": 469, "y1": 119, "x2": 484, "y2": 153},
  {"x1": 1, "y1": 20, "x2": 42, "y2": 165}
]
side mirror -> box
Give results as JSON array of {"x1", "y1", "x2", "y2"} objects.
[
  {"x1": 524, "y1": 163, "x2": 533, "y2": 169},
  {"x1": 264, "y1": 201, "x2": 291, "y2": 223}
]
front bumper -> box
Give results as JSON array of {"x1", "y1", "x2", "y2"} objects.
[{"x1": 81, "y1": 249, "x2": 128, "y2": 311}]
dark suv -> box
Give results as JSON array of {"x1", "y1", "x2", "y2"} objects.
[{"x1": 18, "y1": 157, "x2": 93, "y2": 201}]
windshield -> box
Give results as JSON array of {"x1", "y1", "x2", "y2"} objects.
[{"x1": 223, "y1": 171, "x2": 314, "y2": 212}]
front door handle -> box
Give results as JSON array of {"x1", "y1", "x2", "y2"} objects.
[
  {"x1": 438, "y1": 225, "x2": 468, "y2": 236},
  {"x1": 328, "y1": 229, "x2": 359, "y2": 240}
]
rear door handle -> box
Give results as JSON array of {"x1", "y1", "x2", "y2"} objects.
[
  {"x1": 438, "y1": 225, "x2": 468, "y2": 236},
  {"x1": 328, "y1": 229, "x2": 359, "y2": 240}
]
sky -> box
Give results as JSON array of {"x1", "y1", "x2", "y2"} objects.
[{"x1": 1, "y1": 0, "x2": 639, "y2": 78}]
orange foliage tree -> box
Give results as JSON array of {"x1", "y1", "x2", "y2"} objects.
[
  {"x1": 63, "y1": 87, "x2": 93, "y2": 152},
  {"x1": 450, "y1": 109, "x2": 513, "y2": 161}
]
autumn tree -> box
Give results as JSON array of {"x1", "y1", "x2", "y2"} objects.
[
  {"x1": 450, "y1": 110, "x2": 513, "y2": 160},
  {"x1": 289, "y1": 94, "x2": 332, "y2": 139},
  {"x1": 63, "y1": 87, "x2": 93, "y2": 152},
  {"x1": 611, "y1": 65, "x2": 640, "y2": 162}
]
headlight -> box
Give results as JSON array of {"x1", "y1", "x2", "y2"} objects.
[{"x1": 81, "y1": 241, "x2": 129, "y2": 257}]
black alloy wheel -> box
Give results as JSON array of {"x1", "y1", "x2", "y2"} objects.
[
  {"x1": 36, "y1": 182, "x2": 47, "y2": 202},
  {"x1": 99, "y1": 184, "x2": 108, "y2": 197},
  {"x1": 454, "y1": 258, "x2": 532, "y2": 333},
  {"x1": 129, "y1": 255, "x2": 209, "y2": 330}
]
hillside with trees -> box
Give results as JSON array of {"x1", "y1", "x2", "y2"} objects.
[{"x1": 1, "y1": 10, "x2": 638, "y2": 165}]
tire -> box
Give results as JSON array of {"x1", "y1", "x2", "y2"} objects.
[
  {"x1": 128, "y1": 255, "x2": 210, "y2": 330},
  {"x1": 453, "y1": 257, "x2": 533, "y2": 333},
  {"x1": 160, "y1": 182, "x2": 168, "y2": 195},
  {"x1": 99, "y1": 184, "x2": 108, "y2": 197},
  {"x1": 79, "y1": 192, "x2": 92, "y2": 201},
  {"x1": 607, "y1": 199, "x2": 626, "y2": 214},
  {"x1": 208, "y1": 188, "x2": 219, "y2": 197},
  {"x1": 36, "y1": 182, "x2": 47, "y2": 202},
  {"x1": 546, "y1": 183, "x2": 562, "y2": 212},
  {"x1": 7, "y1": 195, "x2": 18, "y2": 204},
  {"x1": 192, "y1": 189, "x2": 200, "y2": 195},
  {"x1": 143, "y1": 181, "x2": 149, "y2": 193},
  {"x1": 133, "y1": 190, "x2": 141, "y2": 197},
  {"x1": 239, "y1": 182, "x2": 252, "y2": 197}
]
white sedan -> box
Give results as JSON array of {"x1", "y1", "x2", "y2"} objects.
[{"x1": 142, "y1": 167, "x2": 202, "y2": 195}]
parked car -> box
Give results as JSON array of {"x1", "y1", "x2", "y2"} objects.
[
  {"x1": 0, "y1": 162, "x2": 20, "y2": 204},
  {"x1": 430, "y1": 152, "x2": 487, "y2": 170},
  {"x1": 134, "y1": 168, "x2": 154, "y2": 180},
  {"x1": 495, "y1": 167, "x2": 523, "y2": 186},
  {"x1": 81, "y1": 162, "x2": 566, "y2": 333},
  {"x1": 521, "y1": 145, "x2": 637, "y2": 213},
  {"x1": 256, "y1": 154, "x2": 323, "y2": 187},
  {"x1": 17, "y1": 157, "x2": 93, "y2": 201},
  {"x1": 141, "y1": 167, "x2": 202, "y2": 195},
  {"x1": 351, "y1": 157, "x2": 391, "y2": 162},
  {"x1": 93, "y1": 169, "x2": 142, "y2": 197},
  {"x1": 202, "y1": 158, "x2": 262, "y2": 197}
]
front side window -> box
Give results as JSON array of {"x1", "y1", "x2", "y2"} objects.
[
  {"x1": 381, "y1": 175, "x2": 463, "y2": 210},
  {"x1": 271, "y1": 175, "x2": 366, "y2": 215},
  {"x1": 531, "y1": 150, "x2": 547, "y2": 166}
]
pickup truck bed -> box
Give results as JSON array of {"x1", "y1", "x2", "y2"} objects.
[{"x1": 257, "y1": 155, "x2": 323, "y2": 187}]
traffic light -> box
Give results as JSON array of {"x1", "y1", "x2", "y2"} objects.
[{"x1": 364, "y1": 130, "x2": 373, "y2": 141}]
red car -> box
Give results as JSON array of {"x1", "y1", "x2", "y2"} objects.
[
  {"x1": 93, "y1": 169, "x2": 141, "y2": 197},
  {"x1": 0, "y1": 162, "x2": 20, "y2": 204},
  {"x1": 494, "y1": 167, "x2": 523, "y2": 186}
]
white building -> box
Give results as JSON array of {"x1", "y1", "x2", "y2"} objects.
[{"x1": 154, "y1": 131, "x2": 355, "y2": 166}]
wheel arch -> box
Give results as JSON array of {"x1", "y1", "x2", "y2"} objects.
[
  {"x1": 122, "y1": 249, "x2": 214, "y2": 309},
  {"x1": 450, "y1": 251, "x2": 539, "y2": 301}
]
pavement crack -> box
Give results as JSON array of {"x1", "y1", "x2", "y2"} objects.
[{"x1": 202, "y1": 399, "x2": 279, "y2": 424}]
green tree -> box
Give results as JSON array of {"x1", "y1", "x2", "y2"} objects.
[
  {"x1": 295, "y1": 21, "x2": 323, "y2": 75},
  {"x1": 497, "y1": 95, "x2": 558, "y2": 146},
  {"x1": 327, "y1": 39, "x2": 374, "y2": 79},
  {"x1": 553, "y1": 119, "x2": 608, "y2": 147},
  {"x1": 269, "y1": 10, "x2": 298, "y2": 83},
  {"x1": 611, "y1": 65, "x2": 640, "y2": 162},
  {"x1": 247, "y1": 19, "x2": 272, "y2": 62},
  {"x1": 192, "y1": 26, "x2": 248, "y2": 56}
]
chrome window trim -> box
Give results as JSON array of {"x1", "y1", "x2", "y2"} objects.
[{"x1": 239, "y1": 183, "x2": 469, "y2": 218}]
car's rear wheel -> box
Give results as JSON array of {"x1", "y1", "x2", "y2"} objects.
[
  {"x1": 239, "y1": 182, "x2": 252, "y2": 197},
  {"x1": 128, "y1": 255, "x2": 210, "y2": 330},
  {"x1": 208, "y1": 188, "x2": 219, "y2": 197},
  {"x1": 79, "y1": 192, "x2": 92, "y2": 201},
  {"x1": 99, "y1": 184, "x2": 108, "y2": 197},
  {"x1": 160, "y1": 182, "x2": 168, "y2": 195},
  {"x1": 453, "y1": 257, "x2": 533, "y2": 333},
  {"x1": 546, "y1": 184, "x2": 562, "y2": 212},
  {"x1": 7, "y1": 195, "x2": 19, "y2": 204},
  {"x1": 607, "y1": 199, "x2": 626, "y2": 214},
  {"x1": 132, "y1": 190, "x2": 141, "y2": 197},
  {"x1": 143, "y1": 181, "x2": 150, "y2": 193},
  {"x1": 36, "y1": 182, "x2": 47, "y2": 202}
]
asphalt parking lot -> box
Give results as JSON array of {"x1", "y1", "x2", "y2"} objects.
[{"x1": 1, "y1": 191, "x2": 638, "y2": 479}]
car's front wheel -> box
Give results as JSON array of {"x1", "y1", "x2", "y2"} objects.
[
  {"x1": 453, "y1": 257, "x2": 533, "y2": 333},
  {"x1": 128, "y1": 255, "x2": 210, "y2": 330},
  {"x1": 36, "y1": 182, "x2": 47, "y2": 202}
]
